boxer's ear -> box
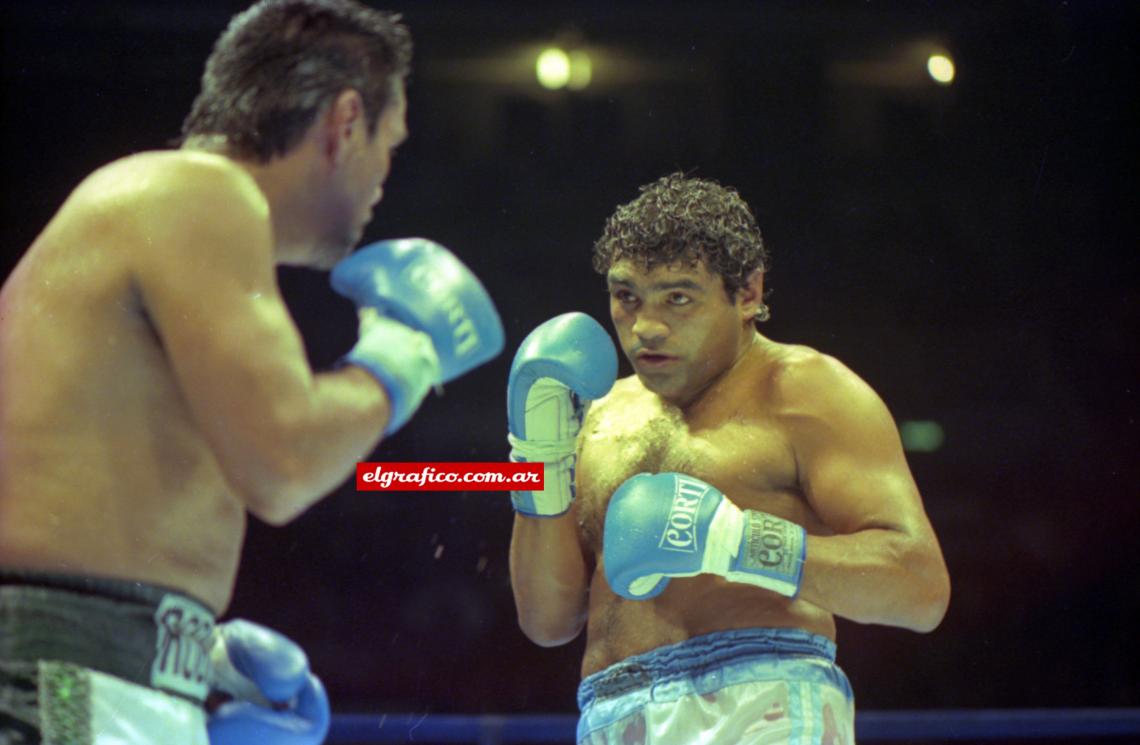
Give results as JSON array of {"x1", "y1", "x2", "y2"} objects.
[
  {"x1": 321, "y1": 89, "x2": 366, "y2": 166},
  {"x1": 736, "y1": 269, "x2": 767, "y2": 322}
]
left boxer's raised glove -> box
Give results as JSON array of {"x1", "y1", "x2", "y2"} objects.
[
  {"x1": 207, "y1": 619, "x2": 330, "y2": 745},
  {"x1": 603, "y1": 472, "x2": 806, "y2": 600},
  {"x1": 331, "y1": 238, "x2": 505, "y2": 434}
]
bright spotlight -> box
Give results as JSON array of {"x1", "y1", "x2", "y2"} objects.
[
  {"x1": 927, "y1": 54, "x2": 955, "y2": 85},
  {"x1": 536, "y1": 47, "x2": 571, "y2": 90}
]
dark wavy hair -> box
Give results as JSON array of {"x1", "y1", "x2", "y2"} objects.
[
  {"x1": 592, "y1": 172, "x2": 769, "y2": 298},
  {"x1": 181, "y1": 0, "x2": 412, "y2": 162}
]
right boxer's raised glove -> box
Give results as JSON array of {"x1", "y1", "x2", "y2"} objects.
[
  {"x1": 507, "y1": 313, "x2": 617, "y2": 516},
  {"x1": 331, "y1": 238, "x2": 505, "y2": 435}
]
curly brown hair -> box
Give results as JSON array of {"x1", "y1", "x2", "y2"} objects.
[
  {"x1": 182, "y1": 0, "x2": 412, "y2": 162},
  {"x1": 592, "y1": 172, "x2": 768, "y2": 299}
]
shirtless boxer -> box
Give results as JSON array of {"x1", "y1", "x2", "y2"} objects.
[
  {"x1": 0, "y1": 2, "x2": 501, "y2": 743},
  {"x1": 508, "y1": 173, "x2": 949, "y2": 744}
]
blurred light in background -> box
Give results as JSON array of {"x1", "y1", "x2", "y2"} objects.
[
  {"x1": 900, "y1": 420, "x2": 945, "y2": 452},
  {"x1": 830, "y1": 39, "x2": 956, "y2": 91},
  {"x1": 536, "y1": 47, "x2": 593, "y2": 90},
  {"x1": 567, "y1": 50, "x2": 593, "y2": 90},
  {"x1": 927, "y1": 54, "x2": 956, "y2": 85},
  {"x1": 536, "y1": 47, "x2": 571, "y2": 89}
]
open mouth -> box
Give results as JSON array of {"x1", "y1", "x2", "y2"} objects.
[{"x1": 635, "y1": 352, "x2": 678, "y2": 368}]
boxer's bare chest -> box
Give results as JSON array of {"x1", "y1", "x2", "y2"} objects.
[
  {"x1": 573, "y1": 350, "x2": 841, "y2": 674},
  {"x1": 576, "y1": 375, "x2": 806, "y2": 557}
]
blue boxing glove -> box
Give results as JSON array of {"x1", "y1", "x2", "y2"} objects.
[
  {"x1": 603, "y1": 473, "x2": 806, "y2": 600},
  {"x1": 507, "y1": 313, "x2": 617, "y2": 516},
  {"x1": 207, "y1": 620, "x2": 330, "y2": 745},
  {"x1": 331, "y1": 238, "x2": 505, "y2": 435}
]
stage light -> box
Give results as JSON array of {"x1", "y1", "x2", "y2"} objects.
[
  {"x1": 536, "y1": 47, "x2": 571, "y2": 89},
  {"x1": 927, "y1": 54, "x2": 955, "y2": 85}
]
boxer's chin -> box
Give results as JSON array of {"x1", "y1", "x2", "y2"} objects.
[{"x1": 307, "y1": 232, "x2": 358, "y2": 270}]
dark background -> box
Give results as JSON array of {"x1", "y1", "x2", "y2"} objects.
[{"x1": 2, "y1": 0, "x2": 1136, "y2": 721}]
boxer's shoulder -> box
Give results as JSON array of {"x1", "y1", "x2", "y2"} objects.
[
  {"x1": 67, "y1": 151, "x2": 268, "y2": 236},
  {"x1": 760, "y1": 340, "x2": 882, "y2": 423}
]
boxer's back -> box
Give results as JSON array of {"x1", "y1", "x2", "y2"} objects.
[{"x1": 0, "y1": 153, "x2": 248, "y2": 612}]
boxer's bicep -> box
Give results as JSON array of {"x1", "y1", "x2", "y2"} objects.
[
  {"x1": 779, "y1": 356, "x2": 950, "y2": 628},
  {"x1": 779, "y1": 355, "x2": 932, "y2": 541},
  {"x1": 128, "y1": 166, "x2": 317, "y2": 492}
]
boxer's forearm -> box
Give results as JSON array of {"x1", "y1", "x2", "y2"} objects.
[
  {"x1": 228, "y1": 366, "x2": 388, "y2": 525},
  {"x1": 799, "y1": 528, "x2": 950, "y2": 632},
  {"x1": 509, "y1": 513, "x2": 590, "y2": 646}
]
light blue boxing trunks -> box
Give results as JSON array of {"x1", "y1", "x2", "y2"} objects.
[
  {"x1": 0, "y1": 571, "x2": 215, "y2": 745},
  {"x1": 577, "y1": 628, "x2": 855, "y2": 745}
]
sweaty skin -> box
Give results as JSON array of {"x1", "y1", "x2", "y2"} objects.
[
  {"x1": 575, "y1": 341, "x2": 835, "y2": 676},
  {"x1": 510, "y1": 259, "x2": 948, "y2": 678},
  {"x1": 0, "y1": 154, "x2": 256, "y2": 610},
  {"x1": 0, "y1": 87, "x2": 407, "y2": 612}
]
